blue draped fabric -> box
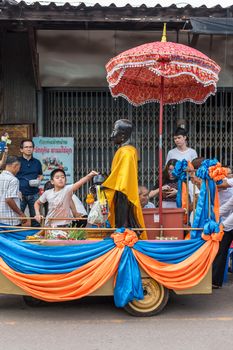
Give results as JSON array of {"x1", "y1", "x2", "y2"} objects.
[
  {"x1": 191, "y1": 159, "x2": 219, "y2": 239},
  {"x1": 0, "y1": 233, "x2": 205, "y2": 275},
  {"x1": 0, "y1": 235, "x2": 115, "y2": 274},
  {"x1": 114, "y1": 246, "x2": 143, "y2": 307},
  {"x1": 134, "y1": 239, "x2": 204, "y2": 263},
  {"x1": 0, "y1": 223, "x2": 39, "y2": 240},
  {"x1": 172, "y1": 159, "x2": 188, "y2": 208},
  {"x1": 0, "y1": 233, "x2": 210, "y2": 307},
  {"x1": 203, "y1": 219, "x2": 220, "y2": 235},
  {"x1": 191, "y1": 180, "x2": 209, "y2": 238},
  {"x1": 176, "y1": 180, "x2": 183, "y2": 208},
  {"x1": 0, "y1": 194, "x2": 220, "y2": 308}
]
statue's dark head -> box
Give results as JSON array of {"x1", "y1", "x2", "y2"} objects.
[{"x1": 110, "y1": 119, "x2": 132, "y2": 145}]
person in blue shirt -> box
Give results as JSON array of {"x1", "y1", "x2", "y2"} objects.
[{"x1": 16, "y1": 139, "x2": 43, "y2": 227}]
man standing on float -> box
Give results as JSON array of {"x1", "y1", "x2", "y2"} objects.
[{"x1": 103, "y1": 119, "x2": 147, "y2": 239}]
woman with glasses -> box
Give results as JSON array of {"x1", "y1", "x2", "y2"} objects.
[{"x1": 149, "y1": 159, "x2": 178, "y2": 208}]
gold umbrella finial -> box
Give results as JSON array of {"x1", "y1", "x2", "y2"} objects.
[{"x1": 161, "y1": 23, "x2": 167, "y2": 42}]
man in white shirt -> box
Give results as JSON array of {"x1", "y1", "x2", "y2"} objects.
[
  {"x1": 0, "y1": 156, "x2": 27, "y2": 226},
  {"x1": 166, "y1": 127, "x2": 197, "y2": 164},
  {"x1": 218, "y1": 175, "x2": 233, "y2": 207},
  {"x1": 212, "y1": 191, "x2": 233, "y2": 288}
]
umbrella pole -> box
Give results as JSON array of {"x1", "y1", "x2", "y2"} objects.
[{"x1": 159, "y1": 76, "x2": 164, "y2": 236}]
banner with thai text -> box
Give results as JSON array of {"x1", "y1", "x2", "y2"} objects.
[{"x1": 33, "y1": 137, "x2": 74, "y2": 187}]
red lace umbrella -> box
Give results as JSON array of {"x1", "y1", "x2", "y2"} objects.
[{"x1": 106, "y1": 27, "x2": 221, "y2": 228}]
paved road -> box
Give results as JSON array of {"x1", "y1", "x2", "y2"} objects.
[{"x1": 0, "y1": 280, "x2": 233, "y2": 350}]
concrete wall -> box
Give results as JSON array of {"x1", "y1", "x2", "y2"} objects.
[
  {"x1": 37, "y1": 30, "x2": 232, "y2": 88},
  {"x1": 0, "y1": 32, "x2": 36, "y2": 124}
]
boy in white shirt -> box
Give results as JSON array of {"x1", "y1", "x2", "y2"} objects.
[
  {"x1": 166, "y1": 127, "x2": 197, "y2": 164},
  {"x1": 34, "y1": 168, "x2": 98, "y2": 227}
]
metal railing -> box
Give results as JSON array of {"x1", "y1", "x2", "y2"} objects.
[{"x1": 44, "y1": 88, "x2": 233, "y2": 206}]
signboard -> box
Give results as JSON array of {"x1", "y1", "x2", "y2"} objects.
[{"x1": 33, "y1": 137, "x2": 74, "y2": 187}]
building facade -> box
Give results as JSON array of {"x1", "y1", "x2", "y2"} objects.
[{"x1": 1, "y1": 1, "x2": 233, "y2": 197}]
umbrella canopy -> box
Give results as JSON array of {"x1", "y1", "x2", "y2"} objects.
[
  {"x1": 106, "y1": 41, "x2": 220, "y2": 106},
  {"x1": 106, "y1": 30, "x2": 221, "y2": 231}
]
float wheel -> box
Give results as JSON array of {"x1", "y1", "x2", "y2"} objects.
[{"x1": 124, "y1": 278, "x2": 169, "y2": 317}]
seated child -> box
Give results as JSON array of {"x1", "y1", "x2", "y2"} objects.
[{"x1": 34, "y1": 168, "x2": 98, "y2": 227}]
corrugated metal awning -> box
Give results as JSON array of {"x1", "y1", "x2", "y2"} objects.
[
  {"x1": 191, "y1": 17, "x2": 233, "y2": 34},
  {"x1": 1, "y1": 1, "x2": 233, "y2": 33}
]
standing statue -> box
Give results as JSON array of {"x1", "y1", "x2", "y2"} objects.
[{"x1": 103, "y1": 119, "x2": 147, "y2": 239}]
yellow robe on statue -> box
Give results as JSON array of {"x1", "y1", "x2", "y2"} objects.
[{"x1": 103, "y1": 145, "x2": 147, "y2": 240}]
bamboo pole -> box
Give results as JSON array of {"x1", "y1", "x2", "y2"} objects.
[
  {"x1": 0, "y1": 228, "x2": 34, "y2": 234},
  {"x1": 21, "y1": 240, "x2": 43, "y2": 243},
  {"x1": 193, "y1": 182, "x2": 196, "y2": 216},
  {"x1": 186, "y1": 172, "x2": 189, "y2": 222},
  {"x1": 207, "y1": 180, "x2": 211, "y2": 218},
  {"x1": 0, "y1": 225, "x2": 203, "y2": 232},
  {"x1": 0, "y1": 216, "x2": 87, "y2": 220}
]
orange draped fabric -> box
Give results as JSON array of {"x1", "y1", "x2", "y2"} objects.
[
  {"x1": 133, "y1": 239, "x2": 219, "y2": 290},
  {"x1": 0, "y1": 247, "x2": 123, "y2": 302},
  {"x1": 208, "y1": 162, "x2": 227, "y2": 223},
  {"x1": 209, "y1": 163, "x2": 228, "y2": 183},
  {"x1": 0, "y1": 227, "x2": 222, "y2": 302},
  {"x1": 181, "y1": 182, "x2": 188, "y2": 224},
  {"x1": 111, "y1": 228, "x2": 138, "y2": 248},
  {"x1": 213, "y1": 186, "x2": 220, "y2": 223},
  {"x1": 201, "y1": 228, "x2": 224, "y2": 242},
  {"x1": 181, "y1": 182, "x2": 188, "y2": 210}
]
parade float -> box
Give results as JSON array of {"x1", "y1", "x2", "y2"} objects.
[
  {"x1": 0, "y1": 26, "x2": 223, "y2": 316},
  {"x1": 0, "y1": 159, "x2": 226, "y2": 316}
]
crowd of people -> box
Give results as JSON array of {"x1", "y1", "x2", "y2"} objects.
[
  {"x1": 137, "y1": 127, "x2": 233, "y2": 290},
  {"x1": 0, "y1": 125, "x2": 233, "y2": 289},
  {"x1": 0, "y1": 139, "x2": 97, "y2": 229}
]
